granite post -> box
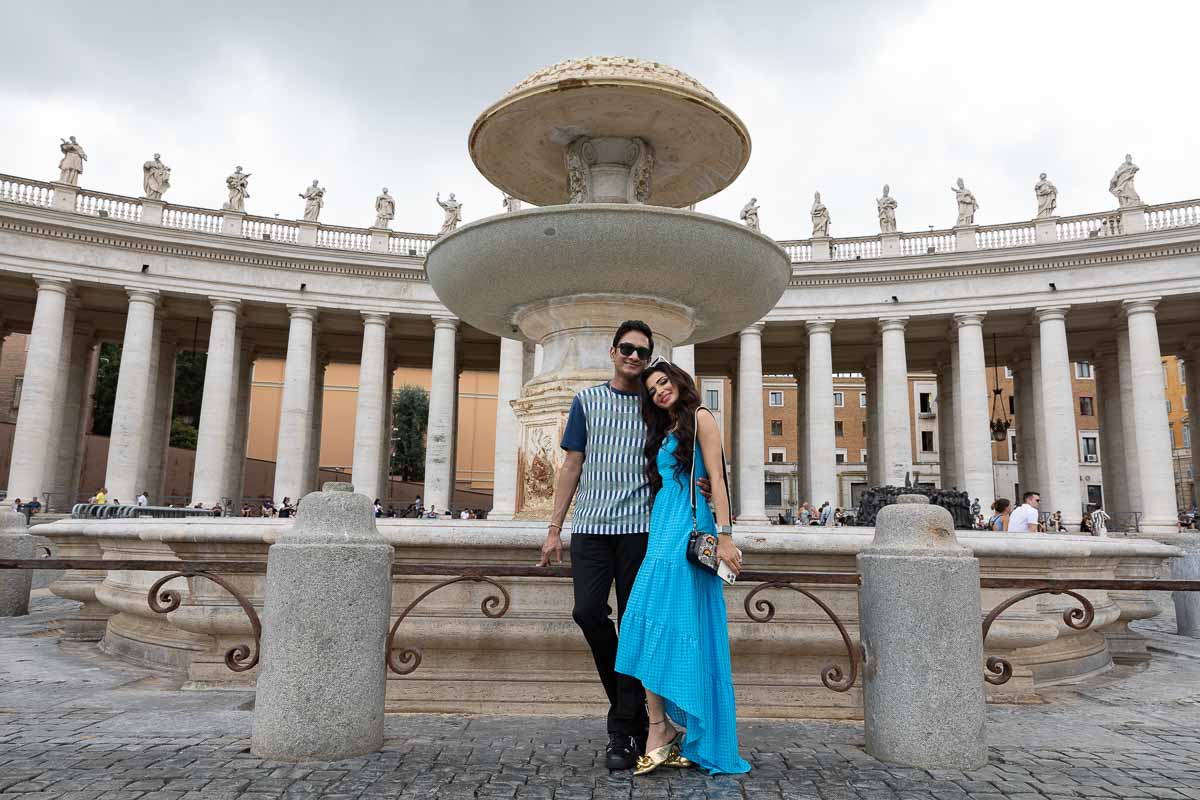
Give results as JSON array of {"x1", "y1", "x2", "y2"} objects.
[
  {"x1": 251, "y1": 483, "x2": 394, "y2": 761},
  {"x1": 858, "y1": 494, "x2": 987, "y2": 769},
  {"x1": 0, "y1": 509, "x2": 35, "y2": 617},
  {"x1": 1174, "y1": 549, "x2": 1200, "y2": 638}
]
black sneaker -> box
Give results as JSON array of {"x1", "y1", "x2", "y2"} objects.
[{"x1": 605, "y1": 733, "x2": 638, "y2": 770}]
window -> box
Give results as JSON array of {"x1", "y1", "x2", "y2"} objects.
[
  {"x1": 768, "y1": 447, "x2": 786, "y2": 464},
  {"x1": 1008, "y1": 396, "x2": 1015, "y2": 415},
  {"x1": 1079, "y1": 396, "x2": 1094, "y2": 416},
  {"x1": 835, "y1": 421, "x2": 844, "y2": 437},
  {"x1": 920, "y1": 431, "x2": 934, "y2": 452},
  {"x1": 1081, "y1": 435, "x2": 1099, "y2": 462},
  {"x1": 833, "y1": 391, "x2": 844, "y2": 407},
  {"x1": 1184, "y1": 423, "x2": 1192, "y2": 449},
  {"x1": 10, "y1": 376, "x2": 21, "y2": 410},
  {"x1": 705, "y1": 388, "x2": 720, "y2": 410},
  {"x1": 918, "y1": 392, "x2": 932, "y2": 414},
  {"x1": 1075, "y1": 361, "x2": 1093, "y2": 379},
  {"x1": 1181, "y1": 360, "x2": 1188, "y2": 384},
  {"x1": 859, "y1": 392, "x2": 867, "y2": 408},
  {"x1": 770, "y1": 419, "x2": 783, "y2": 436},
  {"x1": 860, "y1": 449, "x2": 869, "y2": 463},
  {"x1": 1163, "y1": 363, "x2": 1169, "y2": 387},
  {"x1": 1167, "y1": 399, "x2": 1172, "y2": 414},
  {"x1": 835, "y1": 450, "x2": 847, "y2": 465},
  {"x1": 861, "y1": 421, "x2": 867, "y2": 436},
  {"x1": 1184, "y1": 395, "x2": 1189, "y2": 411},
  {"x1": 765, "y1": 482, "x2": 782, "y2": 506},
  {"x1": 768, "y1": 391, "x2": 784, "y2": 407},
  {"x1": 1004, "y1": 366, "x2": 1013, "y2": 379},
  {"x1": 1009, "y1": 433, "x2": 1018, "y2": 462}
]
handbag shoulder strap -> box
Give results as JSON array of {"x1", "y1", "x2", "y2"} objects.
[{"x1": 689, "y1": 406, "x2": 733, "y2": 529}]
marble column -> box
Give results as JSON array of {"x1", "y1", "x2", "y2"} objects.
[
  {"x1": 1115, "y1": 322, "x2": 1143, "y2": 515},
  {"x1": 793, "y1": 358, "x2": 809, "y2": 502},
  {"x1": 936, "y1": 358, "x2": 958, "y2": 490},
  {"x1": 878, "y1": 318, "x2": 913, "y2": 486},
  {"x1": 224, "y1": 339, "x2": 254, "y2": 508},
  {"x1": 191, "y1": 299, "x2": 242, "y2": 506},
  {"x1": 954, "y1": 313, "x2": 994, "y2": 505},
  {"x1": 1093, "y1": 343, "x2": 1127, "y2": 512},
  {"x1": 41, "y1": 300, "x2": 79, "y2": 510},
  {"x1": 379, "y1": 357, "x2": 396, "y2": 504},
  {"x1": 805, "y1": 321, "x2": 837, "y2": 508},
  {"x1": 1186, "y1": 349, "x2": 1200, "y2": 509},
  {"x1": 1035, "y1": 307, "x2": 1082, "y2": 527},
  {"x1": 307, "y1": 354, "x2": 327, "y2": 492},
  {"x1": 49, "y1": 323, "x2": 96, "y2": 511},
  {"x1": 1012, "y1": 357, "x2": 1039, "y2": 497},
  {"x1": 865, "y1": 359, "x2": 881, "y2": 487},
  {"x1": 7, "y1": 277, "x2": 72, "y2": 502},
  {"x1": 673, "y1": 344, "x2": 696, "y2": 381},
  {"x1": 351, "y1": 312, "x2": 391, "y2": 501},
  {"x1": 104, "y1": 288, "x2": 160, "y2": 503},
  {"x1": 1028, "y1": 327, "x2": 1051, "y2": 500},
  {"x1": 423, "y1": 316, "x2": 459, "y2": 513},
  {"x1": 135, "y1": 312, "x2": 165, "y2": 498},
  {"x1": 1121, "y1": 299, "x2": 1176, "y2": 531},
  {"x1": 273, "y1": 306, "x2": 318, "y2": 504},
  {"x1": 489, "y1": 337, "x2": 527, "y2": 520},
  {"x1": 146, "y1": 336, "x2": 177, "y2": 504},
  {"x1": 735, "y1": 323, "x2": 768, "y2": 522}
]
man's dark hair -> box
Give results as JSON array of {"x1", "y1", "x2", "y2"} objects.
[
  {"x1": 612, "y1": 319, "x2": 654, "y2": 351},
  {"x1": 1022, "y1": 490, "x2": 1040, "y2": 503}
]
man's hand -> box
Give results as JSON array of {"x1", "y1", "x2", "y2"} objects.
[
  {"x1": 696, "y1": 477, "x2": 713, "y2": 502},
  {"x1": 537, "y1": 528, "x2": 563, "y2": 566}
]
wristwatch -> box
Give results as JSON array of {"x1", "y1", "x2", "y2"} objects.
[{"x1": 718, "y1": 525, "x2": 733, "y2": 535}]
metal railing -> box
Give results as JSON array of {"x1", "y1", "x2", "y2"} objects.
[
  {"x1": 1, "y1": 556, "x2": 1197, "y2": 695},
  {"x1": 70, "y1": 503, "x2": 216, "y2": 519}
]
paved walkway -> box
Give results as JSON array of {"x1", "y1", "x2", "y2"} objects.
[{"x1": 2, "y1": 592, "x2": 1200, "y2": 799}]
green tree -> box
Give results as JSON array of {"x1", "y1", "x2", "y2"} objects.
[
  {"x1": 169, "y1": 417, "x2": 198, "y2": 450},
  {"x1": 390, "y1": 385, "x2": 429, "y2": 481},
  {"x1": 90, "y1": 344, "x2": 207, "y2": 438},
  {"x1": 90, "y1": 343, "x2": 121, "y2": 436}
]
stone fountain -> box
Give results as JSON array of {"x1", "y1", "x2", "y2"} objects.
[{"x1": 425, "y1": 56, "x2": 792, "y2": 516}]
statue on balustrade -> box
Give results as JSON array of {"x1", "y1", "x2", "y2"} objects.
[
  {"x1": 740, "y1": 197, "x2": 760, "y2": 231},
  {"x1": 1109, "y1": 154, "x2": 1142, "y2": 208},
  {"x1": 436, "y1": 192, "x2": 462, "y2": 235},
  {"x1": 299, "y1": 179, "x2": 325, "y2": 222},
  {"x1": 1034, "y1": 172, "x2": 1057, "y2": 218},
  {"x1": 502, "y1": 193, "x2": 522, "y2": 213},
  {"x1": 373, "y1": 188, "x2": 395, "y2": 228},
  {"x1": 811, "y1": 191, "x2": 830, "y2": 238},
  {"x1": 876, "y1": 184, "x2": 898, "y2": 233},
  {"x1": 951, "y1": 177, "x2": 978, "y2": 226},
  {"x1": 142, "y1": 153, "x2": 171, "y2": 200},
  {"x1": 56, "y1": 136, "x2": 87, "y2": 185},
  {"x1": 223, "y1": 166, "x2": 250, "y2": 212}
]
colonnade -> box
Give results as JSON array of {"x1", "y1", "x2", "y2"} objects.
[{"x1": 2, "y1": 277, "x2": 1188, "y2": 534}]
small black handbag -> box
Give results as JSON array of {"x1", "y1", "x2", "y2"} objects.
[{"x1": 685, "y1": 407, "x2": 732, "y2": 576}]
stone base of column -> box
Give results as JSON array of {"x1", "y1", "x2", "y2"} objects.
[
  {"x1": 1174, "y1": 550, "x2": 1200, "y2": 638},
  {"x1": 0, "y1": 511, "x2": 34, "y2": 617}
]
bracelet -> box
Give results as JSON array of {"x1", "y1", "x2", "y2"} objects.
[{"x1": 548, "y1": 523, "x2": 562, "y2": 532}]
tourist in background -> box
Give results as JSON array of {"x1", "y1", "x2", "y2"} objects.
[
  {"x1": 1090, "y1": 504, "x2": 1111, "y2": 537},
  {"x1": 1050, "y1": 511, "x2": 1067, "y2": 533},
  {"x1": 136, "y1": 491, "x2": 149, "y2": 507},
  {"x1": 1007, "y1": 491, "x2": 1041, "y2": 532},
  {"x1": 94, "y1": 487, "x2": 107, "y2": 505},
  {"x1": 614, "y1": 358, "x2": 749, "y2": 776},
  {"x1": 818, "y1": 501, "x2": 833, "y2": 526},
  {"x1": 988, "y1": 499, "x2": 1011, "y2": 532},
  {"x1": 373, "y1": 498, "x2": 383, "y2": 518}
]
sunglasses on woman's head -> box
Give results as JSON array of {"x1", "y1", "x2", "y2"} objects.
[{"x1": 617, "y1": 342, "x2": 653, "y2": 360}]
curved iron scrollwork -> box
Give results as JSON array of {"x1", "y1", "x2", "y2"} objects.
[
  {"x1": 981, "y1": 588, "x2": 1095, "y2": 685},
  {"x1": 147, "y1": 572, "x2": 261, "y2": 672},
  {"x1": 387, "y1": 575, "x2": 512, "y2": 676},
  {"x1": 743, "y1": 581, "x2": 859, "y2": 692}
]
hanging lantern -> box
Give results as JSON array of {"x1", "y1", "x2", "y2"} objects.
[{"x1": 988, "y1": 333, "x2": 1012, "y2": 442}]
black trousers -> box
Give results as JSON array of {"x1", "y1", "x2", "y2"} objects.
[{"x1": 570, "y1": 531, "x2": 650, "y2": 738}]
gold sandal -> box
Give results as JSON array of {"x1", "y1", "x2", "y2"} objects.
[
  {"x1": 634, "y1": 719, "x2": 680, "y2": 776},
  {"x1": 664, "y1": 732, "x2": 693, "y2": 768}
]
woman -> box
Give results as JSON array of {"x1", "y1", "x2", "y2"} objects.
[
  {"x1": 615, "y1": 359, "x2": 750, "y2": 776},
  {"x1": 988, "y1": 499, "x2": 1011, "y2": 532}
]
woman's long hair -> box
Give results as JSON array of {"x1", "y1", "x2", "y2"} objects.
[{"x1": 640, "y1": 360, "x2": 702, "y2": 497}]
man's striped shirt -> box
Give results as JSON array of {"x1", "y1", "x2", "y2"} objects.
[{"x1": 560, "y1": 382, "x2": 651, "y2": 534}]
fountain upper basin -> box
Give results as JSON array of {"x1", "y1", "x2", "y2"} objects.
[{"x1": 424, "y1": 203, "x2": 791, "y2": 345}]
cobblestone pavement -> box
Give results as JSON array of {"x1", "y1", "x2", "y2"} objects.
[{"x1": 3, "y1": 592, "x2": 1200, "y2": 799}]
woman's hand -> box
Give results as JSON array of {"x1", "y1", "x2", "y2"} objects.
[{"x1": 716, "y1": 535, "x2": 742, "y2": 576}]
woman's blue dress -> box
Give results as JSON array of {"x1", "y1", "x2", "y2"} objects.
[{"x1": 614, "y1": 432, "x2": 750, "y2": 775}]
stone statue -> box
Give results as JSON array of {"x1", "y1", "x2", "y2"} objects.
[
  {"x1": 1109, "y1": 154, "x2": 1142, "y2": 208},
  {"x1": 142, "y1": 153, "x2": 171, "y2": 200},
  {"x1": 502, "y1": 193, "x2": 522, "y2": 213},
  {"x1": 811, "y1": 191, "x2": 830, "y2": 237},
  {"x1": 57, "y1": 136, "x2": 87, "y2": 185},
  {"x1": 223, "y1": 166, "x2": 250, "y2": 212},
  {"x1": 299, "y1": 179, "x2": 324, "y2": 222},
  {"x1": 951, "y1": 177, "x2": 978, "y2": 226},
  {"x1": 373, "y1": 188, "x2": 395, "y2": 228},
  {"x1": 877, "y1": 184, "x2": 898, "y2": 233},
  {"x1": 437, "y1": 192, "x2": 462, "y2": 235},
  {"x1": 1034, "y1": 172, "x2": 1057, "y2": 218},
  {"x1": 740, "y1": 197, "x2": 760, "y2": 232}
]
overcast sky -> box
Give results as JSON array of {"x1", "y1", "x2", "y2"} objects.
[{"x1": 3, "y1": 0, "x2": 1197, "y2": 238}]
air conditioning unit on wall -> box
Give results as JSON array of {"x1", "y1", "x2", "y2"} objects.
[{"x1": 1085, "y1": 454, "x2": 1098, "y2": 463}]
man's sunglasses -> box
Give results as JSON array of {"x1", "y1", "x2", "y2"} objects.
[{"x1": 616, "y1": 342, "x2": 653, "y2": 360}]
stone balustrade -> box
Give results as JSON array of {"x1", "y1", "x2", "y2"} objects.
[{"x1": 4, "y1": 172, "x2": 1198, "y2": 265}]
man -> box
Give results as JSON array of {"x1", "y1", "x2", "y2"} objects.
[
  {"x1": 970, "y1": 497, "x2": 981, "y2": 518},
  {"x1": 537, "y1": 320, "x2": 656, "y2": 771},
  {"x1": 1008, "y1": 491, "x2": 1041, "y2": 532},
  {"x1": 818, "y1": 501, "x2": 833, "y2": 526},
  {"x1": 136, "y1": 491, "x2": 149, "y2": 508}
]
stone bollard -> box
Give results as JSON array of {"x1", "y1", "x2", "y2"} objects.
[
  {"x1": 858, "y1": 494, "x2": 987, "y2": 769},
  {"x1": 1173, "y1": 550, "x2": 1200, "y2": 638},
  {"x1": 0, "y1": 509, "x2": 35, "y2": 617},
  {"x1": 251, "y1": 483, "x2": 394, "y2": 761}
]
